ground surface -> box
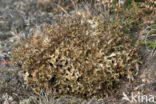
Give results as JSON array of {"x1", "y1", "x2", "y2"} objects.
[{"x1": 0, "y1": 0, "x2": 156, "y2": 104}]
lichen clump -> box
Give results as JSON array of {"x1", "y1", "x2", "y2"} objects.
[{"x1": 11, "y1": 16, "x2": 141, "y2": 99}]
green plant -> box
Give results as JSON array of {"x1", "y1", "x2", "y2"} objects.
[{"x1": 140, "y1": 24, "x2": 156, "y2": 49}]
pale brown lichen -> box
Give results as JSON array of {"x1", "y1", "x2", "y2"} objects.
[{"x1": 11, "y1": 15, "x2": 141, "y2": 99}]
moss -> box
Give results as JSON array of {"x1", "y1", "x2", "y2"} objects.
[{"x1": 11, "y1": 15, "x2": 141, "y2": 99}]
